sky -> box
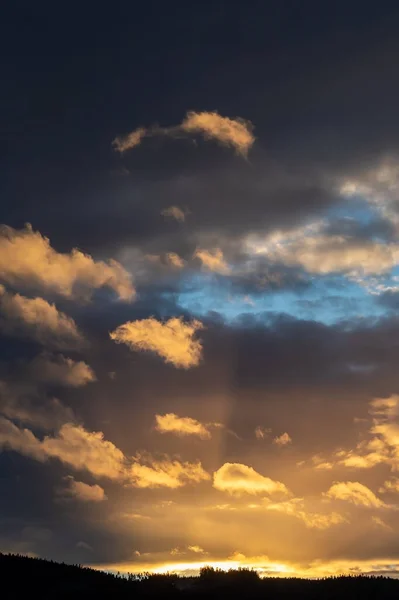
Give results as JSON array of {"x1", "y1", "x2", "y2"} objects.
[{"x1": 4, "y1": 0, "x2": 399, "y2": 579}]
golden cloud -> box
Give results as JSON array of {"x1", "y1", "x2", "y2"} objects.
[
  {"x1": 193, "y1": 248, "x2": 230, "y2": 275},
  {"x1": 29, "y1": 354, "x2": 96, "y2": 387},
  {"x1": 128, "y1": 455, "x2": 210, "y2": 489},
  {"x1": 254, "y1": 426, "x2": 271, "y2": 440},
  {"x1": 161, "y1": 206, "x2": 187, "y2": 222},
  {"x1": 165, "y1": 253, "x2": 185, "y2": 268},
  {"x1": 324, "y1": 481, "x2": 387, "y2": 508},
  {"x1": 0, "y1": 418, "x2": 209, "y2": 489},
  {"x1": 265, "y1": 498, "x2": 346, "y2": 529},
  {"x1": 110, "y1": 316, "x2": 204, "y2": 369},
  {"x1": 112, "y1": 111, "x2": 255, "y2": 157},
  {"x1": 0, "y1": 224, "x2": 134, "y2": 301},
  {"x1": 154, "y1": 413, "x2": 213, "y2": 439},
  {"x1": 181, "y1": 111, "x2": 254, "y2": 157},
  {"x1": 273, "y1": 432, "x2": 292, "y2": 446},
  {"x1": 61, "y1": 476, "x2": 107, "y2": 502},
  {"x1": 113, "y1": 127, "x2": 147, "y2": 153},
  {"x1": 0, "y1": 285, "x2": 84, "y2": 348},
  {"x1": 213, "y1": 462, "x2": 290, "y2": 496}
]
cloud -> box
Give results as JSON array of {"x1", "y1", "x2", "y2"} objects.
[
  {"x1": 249, "y1": 224, "x2": 399, "y2": 277},
  {"x1": 273, "y1": 432, "x2": 292, "y2": 446},
  {"x1": 181, "y1": 111, "x2": 255, "y2": 156},
  {"x1": 165, "y1": 253, "x2": 185, "y2": 268},
  {"x1": 0, "y1": 418, "x2": 209, "y2": 489},
  {"x1": 161, "y1": 206, "x2": 187, "y2": 222},
  {"x1": 0, "y1": 224, "x2": 134, "y2": 301},
  {"x1": 29, "y1": 354, "x2": 96, "y2": 387},
  {"x1": 60, "y1": 476, "x2": 107, "y2": 502},
  {"x1": 193, "y1": 248, "x2": 230, "y2": 274},
  {"x1": 110, "y1": 316, "x2": 204, "y2": 368},
  {"x1": 112, "y1": 127, "x2": 147, "y2": 153},
  {"x1": 213, "y1": 462, "x2": 290, "y2": 496},
  {"x1": 254, "y1": 426, "x2": 271, "y2": 440},
  {"x1": 0, "y1": 285, "x2": 84, "y2": 349},
  {"x1": 380, "y1": 478, "x2": 399, "y2": 493},
  {"x1": 265, "y1": 498, "x2": 346, "y2": 529},
  {"x1": 154, "y1": 413, "x2": 212, "y2": 439},
  {"x1": 112, "y1": 111, "x2": 255, "y2": 156},
  {"x1": 0, "y1": 382, "x2": 75, "y2": 430},
  {"x1": 324, "y1": 481, "x2": 387, "y2": 508},
  {"x1": 128, "y1": 455, "x2": 210, "y2": 489}
]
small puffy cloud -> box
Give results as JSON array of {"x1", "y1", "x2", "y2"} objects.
[
  {"x1": 273, "y1": 432, "x2": 292, "y2": 446},
  {"x1": 324, "y1": 481, "x2": 386, "y2": 508},
  {"x1": 181, "y1": 111, "x2": 255, "y2": 157},
  {"x1": 29, "y1": 354, "x2": 96, "y2": 387},
  {"x1": 213, "y1": 462, "x2": 290, "y2": 496},
  {"x1": 161, "y1": 206, "x2": 187, "y2": 222},
  {"x1": 154, "y1": 413, "x2": 212, "y2": 439},
  {"x1": 188, "y1": 545, "x2": 206, "y2": 554},
  {"x1": 61, "y1": 476, "x2": 107, "y2": 502},
  {"x1": 112, "y1": 127, "x2": 147, "y2": 153},
  {"x1": 113, "y1": 111, "x2": 254, "y2": 157},
  {"x1": 0, "y1": 224, "x2": 134, "y2": 301},
  {"x1": 380, "y1": 478, "x2": 399, "y2": 493},
  {"x1": 0, "y1": 285, "x2": 84, "y2": 349},
  {"x1": 128, "y1": 455, "x2": 210, "y2": 488},
  {"x1": 193, "y1": 248, "x2": 230, "y2": 274},
  {"x1": 110, "y1": 316, "x2": 204, "y2": 369},
  {"x1": 255, "y1": 426, "x2": 271, "y2": 440},
  {"x1": 165, "y1": 253, "x2": 185, "y2": 268}
]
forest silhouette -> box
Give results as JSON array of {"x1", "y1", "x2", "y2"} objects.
[{"x1": 1, "y1": 552, "x2": 399, "y2": 599}]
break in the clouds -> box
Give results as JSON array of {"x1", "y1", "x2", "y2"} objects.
[
  {"x1": 110, "y1": 317, "x2": 204, "y2": 369},
  {"x1": 0, "y1": 225, "x2": 134, "y2": 301},
  {"x1": 112, "y1": 111, "x2": 255, "y2": 157}
]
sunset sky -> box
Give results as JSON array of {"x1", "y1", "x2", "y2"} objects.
[{"x1": 3, "y1": 1, "x2": 399, "y2": 579}]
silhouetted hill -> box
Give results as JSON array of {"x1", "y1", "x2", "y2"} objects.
[{"x1": 1, "y1": 553, "x2": 399, "y2": 599}]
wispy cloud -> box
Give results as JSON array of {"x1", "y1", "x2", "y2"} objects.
[
  {"x1": 29, "y1": 354, "x2": 96, "y2": 387},
  {"x1": 112, "y1": 111, "x2": 255, "y2": 157},
  {"x1": 273, "y1": 432, "x2": 292, "y2": 446},
  {"x1": 161, "y1": 206, "x2": 187, "y2": 222},
  {"x1": 110, "y1": 317, "x2": 204, "y2": 369},
  {"x1": 154, "y1": 413, "x2": 218, "y2": 439},
  {"x1": 324, "y1": 481, "x2": 387, "y2": 508},
  {"x1": 59, "y1": 476, "x2": 107, "y2": 502}
]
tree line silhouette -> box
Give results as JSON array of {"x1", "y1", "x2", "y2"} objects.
[{"x1": 1, "y1": 552, "x2": 399, "y2": 599}]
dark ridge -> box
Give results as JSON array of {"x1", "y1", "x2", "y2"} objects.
[{"x1": 1, "y1": 552, "x2": 399, "y2": 599}]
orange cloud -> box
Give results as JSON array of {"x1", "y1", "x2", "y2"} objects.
[
  {"x1": 181, "y1": 111, "x2": 255, "y2": 157},
  {"x1": 154, "y1": 413, "x2": 213, "y2": 439},
  {"x1": 129, "y1": 455, "x2": 210, "y2": 489},
  {"x1": 193, "y1": 248, "x2": 230, "y2": 274},
  {"x1": 0, "y1": 224, "x2": 134, "y2": 301},
  {"x1": 0, "y1": 285, "x2": 84, "y2": 348},
  {"x1": 161, "y1": 206, "x2": 187, "y2": 222},
  {"x1": 254, "y1": 426, "x2": 271, "y2": 440},
  {"x1": 110, "y1": 316, "x2": 204, "y2": 368},
  {"x1": 61, "y1": 476, "x2": 107, "y2": 502},
  {"x1": 112, "y1": 127, "x2": 147, "y2": 153},
  {"x1": 265, "y1": 498, "x2": 346, "y2": 529},
  {"x1": 112, "y1": 111, "x2": 255, "y2": 157},
  {"x1": 213, "y1": 462, "x2": 290, "y2": 496},
  {"x1": 273, "y1": 432, "x2": 292, "y2": 446},
  {"x1": 0, "y1": 418, "x2": 209, "y2": 489},
  {"x1": 165, "y1": 253, "x2": 185, "y2": 268},
  {"x1": 324, "y1": 481, "x2": 387, "y2": 508}
]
